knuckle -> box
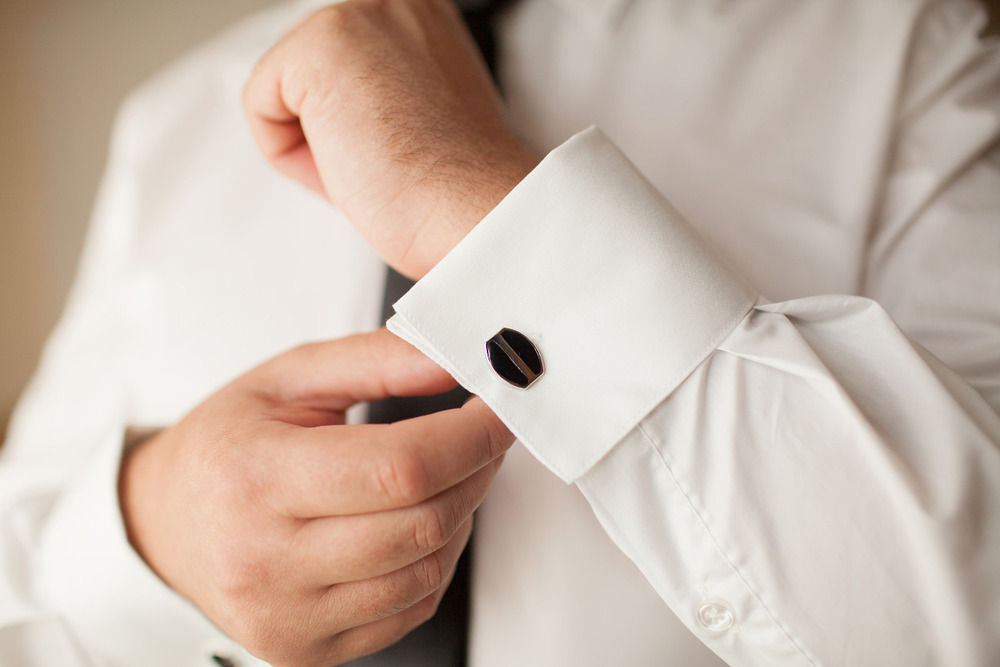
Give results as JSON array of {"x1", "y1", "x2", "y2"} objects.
[
  {"x1": 311, "y1": 3, "x2": 347, "y2": 26},
  {"x1": 310, "y1": 3, "x2": 362, "y2": 40},
  {"x1": 411, "y1": 549, "x2": 446, "y2": 593},
  {"x1": 411, "y1": 502, "x2": 449, "y2": 555},
  {"x1": 375, "y1": 448, "x2": 430, "y2": 505}
]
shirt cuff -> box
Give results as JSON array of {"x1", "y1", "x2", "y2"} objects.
[
  {"x1": 35, "y1": 425, "x2": 235, "y2": 667},
  {"x1": 388, "y1": 126, "x2": 757, "y2": 482}
]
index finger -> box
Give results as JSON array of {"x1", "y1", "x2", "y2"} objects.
[
  {"x1": 244, "y1": 328, "x2": 458, "y2": 412},
  {"x1": 272, "y1": 396, "x2": 515, "y2": 518}
]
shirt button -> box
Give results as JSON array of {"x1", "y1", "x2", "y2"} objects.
[{"x1": 697, "y1": 600, "x2": 735, "y2": 631}]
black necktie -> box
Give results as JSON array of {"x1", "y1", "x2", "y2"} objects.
[
  {"x1": 356, "y1": 268, "x2": 472, "y2": 667},
  {"x1": 349, "y1": 3, "x2": 506, "y2": 665}
]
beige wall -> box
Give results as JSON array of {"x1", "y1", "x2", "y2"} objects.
[{"x1": 0, "y1": 0, "x2": 277, "y2": 441}]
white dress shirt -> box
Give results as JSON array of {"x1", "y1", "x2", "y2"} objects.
[{"x1": 1, "y1": 0, "x2": 998, "y2": 665}]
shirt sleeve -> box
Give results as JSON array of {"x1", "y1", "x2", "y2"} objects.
[
  {"x1": 0, "y1": 92, "x2": 248, "y2": 667},
  {"x1": 387, "y1": 14, "x2": 1000, "y2": 662}
]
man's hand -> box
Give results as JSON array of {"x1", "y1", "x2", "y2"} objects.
[
  {"x1": 243, "y1": 0, "x2": 540, "y2": 279},
  {"x1": 119, "y1": 329, "x2": 514, "y2": 666}
]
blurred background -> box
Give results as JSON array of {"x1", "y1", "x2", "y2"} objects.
[
  {"x1": 1, "y1": 0, "x2": 999, "y2": 443},
  {"x1": 0, "y1": 0, "x2": 274, "y2": 441}
]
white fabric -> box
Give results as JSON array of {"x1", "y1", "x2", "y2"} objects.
[
  {"x1": 2, "y1": 0, "x2": 999, "y2": 665},
  {"x1": 390, "y1": 130, "x2": 758, "y2": 482}
]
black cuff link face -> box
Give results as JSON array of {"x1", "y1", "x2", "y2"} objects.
[{"x1": 486, "y1": 328, "x2": 543, "y2": 389}]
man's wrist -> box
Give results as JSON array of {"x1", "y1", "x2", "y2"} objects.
[{"x1": 402, "y1": 141, "x2": 540, "y2": 279}]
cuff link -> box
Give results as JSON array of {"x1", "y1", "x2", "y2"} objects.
[{"x1": 486, "y1": 328, "x2": 543, "y2": 388}]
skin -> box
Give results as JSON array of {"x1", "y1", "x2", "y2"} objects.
[
  {"x1": 120, "y1": 1, "x2": 539, "y2": 665},
  {"x1": 242, "y1": 0, "x2": 540, "y2": 279},
  {"x1": 121, "y1": 330, "x2": 514, "y2": 665}
]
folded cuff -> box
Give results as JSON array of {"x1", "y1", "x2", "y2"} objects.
[{"x1": 389, "y1": 127, "x2": 756, "y2": 482}]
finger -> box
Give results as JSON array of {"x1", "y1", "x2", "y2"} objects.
[
  {"x1": 318, "y1": 582, "x2": 448, "y2": 666},
  {"x1": 318, "y1": 517, "x2": 472, "y2": 634},
  {"x1": 276, "y1": 397, "x2": 514, "y2": 517},
  {"x1": 292, "y1": 455, "x2": 502, "y2": 584},
  {"x1": 242, "y1": 31, "x2": 327, "y2": 197},
  {"x1": 240, "y1": 571, "x2": 453, "y2": 667},
  {"x1": 248, "y1": 328, "x2": 457, "y2": 410}
]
